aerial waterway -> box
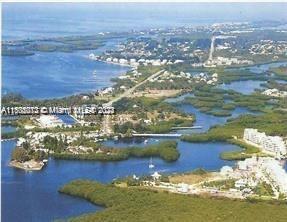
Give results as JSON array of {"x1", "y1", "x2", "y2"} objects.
[
  {"x1": 2, "y1": 132, "x2": 240, "y2": 222},
  {"x1": 1, "y1": 81, "x2": 249, "y2": 222},
  {"x1": 3, "y1": 4, "x2": 287, "y2": 221},
  {"x1": 2, "y1": 56, "x2": 287, "y2": 221}
]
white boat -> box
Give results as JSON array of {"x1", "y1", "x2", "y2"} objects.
[
  {"x1": 144, "y1": 139, "x2": 148, "y2": 144},
  {"x1": 149, "y1": 157, "x2": 155, "y2": 169},
  {"x1": 89, "y1": 53, "x2": 96, "y2": 59}
]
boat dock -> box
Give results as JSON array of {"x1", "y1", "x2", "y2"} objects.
[
  {"x1": 171, "y1": 126, "x2": 202, "y2": 130},
  {"x1": 132, "y1": 133, "x2": 182, "y2": 137}
]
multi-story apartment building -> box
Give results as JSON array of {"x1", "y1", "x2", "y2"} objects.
[{"x1": 243, "y1": 128, "x2": 287, "y2": 156}]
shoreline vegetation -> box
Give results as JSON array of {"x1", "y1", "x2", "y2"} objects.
[
  {"x1": 180, "y1": 84, "x2": 278, "y2": 117},
  {"x1": 9, "y1": 145, "x2": 48, "y2": 171},
  {"x1": 9, "y1": 160, "x2": 45, "y2": 171},
  {"x1": 8, "y1": 140, "x2": 179, "y2": 171},
  {"x1": 53, "y1": 141, "x2": 179, "y2": 162},
  {"x1": 220, "y1": 139, "x2": 266, "y2": 160},
  {"x1": 270, "y1": 65, "x2": 287, "y2": 81},
  {"x1": 58, "y1": 180, "x2": 287, "y2": 222},
  {"x1": 8, "y1": 137, "x2": 179, "y2": 171}
]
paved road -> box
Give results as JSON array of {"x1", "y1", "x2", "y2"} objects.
[
  {"x1": 104, "y1": 69, "x2": 164, "y2": 107},
  {"x1": 101, "y1": 114, "x2": 113, "y2": 135},
  {"x1": 208, "y1": 36, "x2": 216, "y2": 61},
  {"x1": 101, "y1": 69, "x2": 164, "y2": 135}
]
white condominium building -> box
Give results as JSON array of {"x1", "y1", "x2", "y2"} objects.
[
  {"x1": 243, "y1": 128, "x2": 287, "y2": 156},
  {"x1": 261, "y1": 158, "x2": 287, "y2": 195},
  {"x1": 38, "y1": 115, "x2": 64, "y2": 128},
  {"x1": 237, "y1": 157, "x2": 287, "y2": 196}
]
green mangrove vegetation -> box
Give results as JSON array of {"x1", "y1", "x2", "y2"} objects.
[
  {"x1": 58, "y1": 180, "x2": 287, "y2": 222},
  {"x1": 2, "y1": 33, "x2": 134, "y2": 56},
  {"x1": 53, "y1": 141, "x2": 179, "y2": 162},
  {"x1": 113, "y1": 96, "x2": 194, "y2": 134},
  {"x1": 11, "y1": 147, "x2": 47, "y2": 162},
  {"x1": 219, "y1": 139, "x2": 264, "y2": 160},
  {"x1": 270, "y1": 65, "x2": 287, "y2": 81},
  {"x1": 182, "y1": 111, "x2": 287, "y2": 141},
  {"x1": 216, "y1": 69, "x2": 268, "y2": 84},
  {"x1": 181, "y1": 85, "x2": 277, "y2": 117}
]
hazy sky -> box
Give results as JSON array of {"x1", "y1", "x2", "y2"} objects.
[
  {"x1": 2, "y1": 3, "x2": 287, "y2": 39},
  {"x1": 3, "y1": 2, "x2": 287, "y2": 21}
]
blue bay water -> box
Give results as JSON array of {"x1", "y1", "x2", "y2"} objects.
[
  {"x1": 218, "y1": 80, "x2": 265, "y2": 95},
  {"x1": 1, "y1": 138, "x2": 240, "y2": 222},
  {"x1": 218, "y1": 62, "x2": 287, "y2": 94},
  {"x1": 2, "y1": 50, "x2": 129, "y2": 99}
]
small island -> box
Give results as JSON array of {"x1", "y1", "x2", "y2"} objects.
[
  {"x1": 9, "y1": 159, "x2": 45, "y2": 171},
  {"x1": 9, "y1": 146, "x2": 48, "y2": 171}
]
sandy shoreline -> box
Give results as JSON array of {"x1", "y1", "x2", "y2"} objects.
[{"x1": 9, "y1": 160, "x2": 44, "y2": 171}]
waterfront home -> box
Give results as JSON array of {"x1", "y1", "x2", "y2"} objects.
[
  {"x1": 100, "y1": 87, "x2": 114, "y2": 95},
  {"x1": 118, "y1": 75, "x2": 130, "y2": 80},
  {"x1": 17, "y1": 137, "x2": 26, "y2": 146},
  {"x1": 67, "y1": 146, "x2": 93, "y2": 154},
  {"x1": 82, "y1": 95, "x2": 90, "y2": 100},
  {"x1": 34, "y1": 148, "x2": 49, "y2": 153},
  {"x1": 262, "y1": 88, "x2": 287, "y2": 98},
  {"x1": 204, "y1": 56, "x2": 253, "y2": 67},
  {"x1": 119, "y1": 58, "x2": 128, "y2": 64},
  {"x1": 151, "y1": 172, "x2": 161, "y2": 180}
]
